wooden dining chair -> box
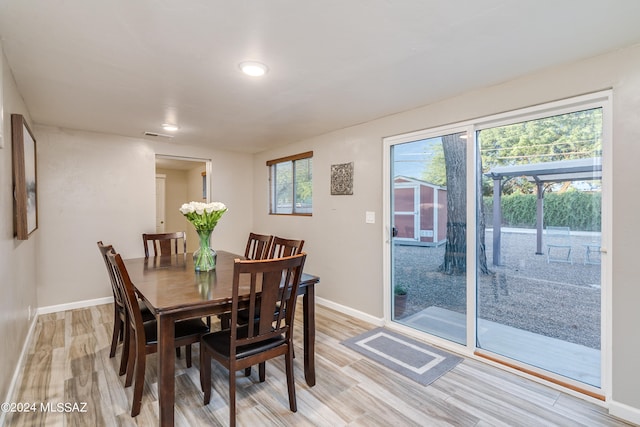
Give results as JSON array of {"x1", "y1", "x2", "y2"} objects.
[
  {"x1": 106, "y1": 249, "x2": 210, "y2": 417},
  {"x1": 244, "y1": 232, "x2": 274, "y2": 260},
  {"x1": 223, "y1": 235, "x2": 305, "y2": 359},
  {"x1": 200, "y1": 253, "x2": 307, "y2": 427},
  {"x1": 268, "y1": 236, "x2": 305, "y2": 258},
  {"x1": 142, "y1": 231, "x2": 187, "y2": 257},
  {"x1": 141, "y1": 231, "x2": 198, "y2": 338},
  {"x1": 220, "y1": 232, "x2": 274, "y2": 329},
  {"x1": 97, "y1": 241, "x2": 155, "y2": 375}
]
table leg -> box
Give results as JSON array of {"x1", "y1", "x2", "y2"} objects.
[
  {"x1": 303, "y1": 285, "x2": 316, "y2": 386},
  {"x1": 158, "y1": 314, "x2": 175, "y2": 426}
]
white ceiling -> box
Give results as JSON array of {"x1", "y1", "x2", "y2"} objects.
[{"x1": 2, "y1": 1, "x2": 640, "y2": 154}]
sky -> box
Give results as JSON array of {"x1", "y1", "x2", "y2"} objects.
[{"x1": 392, "y1": 137, "x2": 440, "y2": 180}]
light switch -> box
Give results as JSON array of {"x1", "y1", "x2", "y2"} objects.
[{"x1": 365, "y1": 211, "x2": 375, "y2": 224}]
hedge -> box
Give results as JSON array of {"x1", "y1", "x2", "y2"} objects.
[{"x1": 482, "y1": 191, "x2": 601, "y2": 231}]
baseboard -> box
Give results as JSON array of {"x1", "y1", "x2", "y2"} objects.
[
  {"x1": 37, "y1": 296, "x2": 113, "y2": 315},
  {"x1": 609, "y1": 400, "x2": 640, "y2": 425},
  {"x1": 316, "y1": 296, "x2": 384, "y2": 327},
  {"x1": 0, "y1": 311, "x2": 39, "y2": 427}
]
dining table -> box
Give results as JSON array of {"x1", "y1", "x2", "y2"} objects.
[{"x1": 123, "y1": 250, "x2": 320, "y2": 427}]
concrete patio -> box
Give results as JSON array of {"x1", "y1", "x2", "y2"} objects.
[{"x1": 393, "y1": 227, "x2": 602, "y2": 387}]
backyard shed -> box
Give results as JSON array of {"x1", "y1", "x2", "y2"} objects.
[{"x1": 393, "y1": 176, "x2": 447, "y2": 246}]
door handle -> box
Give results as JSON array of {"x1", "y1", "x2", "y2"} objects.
[{"x1": 392, "y1": 227, "x2": 398, "y2": 237}]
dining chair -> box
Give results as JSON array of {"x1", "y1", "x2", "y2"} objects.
[
  {"x1": 244, "y1": 232, "x2": 274, "y2": 260},
  {"x1": 219, "y1": 232, "x2": 275, "y2": 330},
  {"x1": 199, "y1": 253, "x2": 307, "y2": 427},
  {"x1": 142, "y1": 231, "x2": 187, "y2": 257},
  {"x1": 225, "y1": 235, "x2": 305, "y2": 370},
  {"x1": 268, "y1": 236, "x2": 305, "y2": 258},
  {"x1": 143, "y1": 230, "x2": 210, "y2": 330},
  {"x1": 97, "y1": 241, "x2": 155, "y2": 375},
  {"x1": 106, "y1": 249, "x2": 210, "y2": 417}
]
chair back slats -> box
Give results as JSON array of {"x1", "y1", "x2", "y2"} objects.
[
  {"x1": 278, "y1": 267, "x2": 296, "y2": 325},
  {"x1": 107, "y1": 250, "x2": 145, "y2": 332},
  {"x1": 98, "y1": 241, "x2": 125, "y2": 308},
  {"x1": 244, "y1": 233, "x2": 274, "y2": 260},
  {"x1": 268, "y1": 236, "x2": 304, "y2": 259},
  {"x1": 142, "y1": 232, "x2": 187, "y2": 257},
  {"x1": 218, "y1": 233, "x2": 303, "y2": 331},
  {"x1": 229, "y1": 254, "x2": 306, "y2": 350}
]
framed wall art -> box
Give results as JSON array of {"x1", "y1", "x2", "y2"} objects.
[
  {"x1": 331, "y1": 162, "x2": 354, "y2": 195},
  {"x1": 12, "y1": 114, "x2": 38, "y2": 240}
]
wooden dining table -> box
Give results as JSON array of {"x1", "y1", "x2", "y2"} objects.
[{"x1": 123, "y1": 250, "x2": 320, "y2": 427}]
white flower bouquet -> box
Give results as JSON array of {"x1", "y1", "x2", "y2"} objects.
[
  {"x1": 179, "y1": 201, "x2": 227, "y2": 271},
  {"x1": 179, "y1": 201, "x2": 227, "y2": 231}
]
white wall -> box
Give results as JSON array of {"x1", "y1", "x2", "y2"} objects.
[
  {"x1": 0, "y1": 44, "x2": 38, "y2": 411},
  {"x1": 34, "y1": 128, "x2": 254, "y2": 307},
  {"x1": 252, "y1": 45, "x2": 640, "y2": 416}
]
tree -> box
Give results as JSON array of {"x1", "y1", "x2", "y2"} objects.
[
  {"x1": 422, "y1": 143, "x2": 446, "y2": 186},
  {"x1": 438, "y1": 134, "x2": 466, "y2": 275},
  {"x1": 437, "y1": 134, "x2": 491, "y2": 275},
  {"x1": 479, "y1": 109, "x2": 602, "y2": 194}
]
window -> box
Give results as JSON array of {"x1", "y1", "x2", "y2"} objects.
[{"x1": 267, "y1": 151, "x2": 313, "y2": 215}]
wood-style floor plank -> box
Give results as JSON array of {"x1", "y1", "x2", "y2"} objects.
[{"x1": 4, "y1": 303, "x2": 633, "y2": 426}]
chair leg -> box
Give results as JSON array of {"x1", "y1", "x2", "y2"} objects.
[
  {"x1": 124, "y1": 329, "x2": 136, "y2": 387},
  {"x1": 186, "y1": 344, "x2": 192, "y2": 368},
  {"x1": 202, "y1": 349, "x2": 212, "y2": 404},
  {"x1": 229, "y1": 368, "x2": 237, "y2": 427},
  {"x1": 258, "y1": 362, "x2": 266, "y2": 382},
  {"x1": 244, "y1": 367, "x2": 251, "y2": 377},
  {"x1": 176, "y1": 347, "x2": 181, "y2": 358},
  {"x1": 109, "y1": 308, "x2": 121, "y2": 358},
  {"x1": 131, "y1": 344, "x2": 145, "y2": 417},
  {"x1": 119, "y1": 324, "x2": 131, "y2": 377},
  {"x1": 220, "y1": 313, "x2": 231, "y2": 329},
  {"x1": 199, "y1": 346, "x2": 205, "y2": 392},
  {"x1": 285, "y1": 346, "x2": 297, "y2": 412}
]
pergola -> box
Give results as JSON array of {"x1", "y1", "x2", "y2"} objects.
[{"x1": 485, "y1": 157, "x2": 602, "y2": 266}]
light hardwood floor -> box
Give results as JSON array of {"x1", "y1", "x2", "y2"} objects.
[{"x1": 4, "y1": 303, "x2": 632, "y2": 426}]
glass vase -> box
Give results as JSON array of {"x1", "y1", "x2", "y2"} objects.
[{"x1": 193, "y1": 228, "x2": 217, "y2": 272}]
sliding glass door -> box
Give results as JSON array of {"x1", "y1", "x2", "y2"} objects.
[{"x1": 386, "y1": 92, "x2": 609, "y2": 391}]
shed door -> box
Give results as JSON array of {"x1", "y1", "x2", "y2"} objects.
[{"x1": 394, "y1": 185, "x2": 419, "y2": 241}]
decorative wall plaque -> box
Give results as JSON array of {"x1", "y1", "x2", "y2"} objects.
[{"x1": 331, "y1": 162, "x2": 354, "y2": 195}]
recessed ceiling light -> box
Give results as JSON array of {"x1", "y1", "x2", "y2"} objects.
[
  {"x1": 239, "y1": 61, "x2": 268, "y2": 77},
  {"x1": 162, "y1": 123, "x2": 179, "y2": 132}
]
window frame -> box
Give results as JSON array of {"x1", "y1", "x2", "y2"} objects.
[{"x1": 267, "y1": 151, "x2": 313, "y2": 216}]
